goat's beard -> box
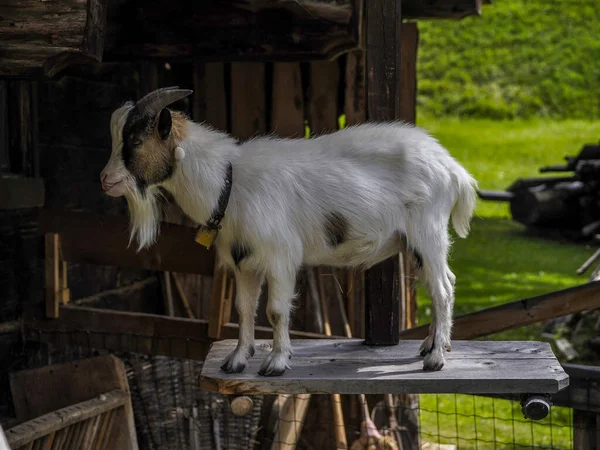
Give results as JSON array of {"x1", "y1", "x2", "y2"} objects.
[{"x1": 125, "y1": 183, "x2": 162, "y2": 252}]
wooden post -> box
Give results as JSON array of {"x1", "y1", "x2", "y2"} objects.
[{"x1": 364, "y1": 0, "x2": 403, "y2": 346}]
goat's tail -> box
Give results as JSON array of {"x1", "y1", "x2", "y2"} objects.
[{"x1": 450, "y1": 165, "x2": 478, "y2": 238}]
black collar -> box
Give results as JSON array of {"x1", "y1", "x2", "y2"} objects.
[{"x1": 205, "y1": 162, "x2": 233, "y2": 231}]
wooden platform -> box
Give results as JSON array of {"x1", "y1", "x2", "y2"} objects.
[{"x1": 200, "y1": 339, "x2": 569, "y2": 395}]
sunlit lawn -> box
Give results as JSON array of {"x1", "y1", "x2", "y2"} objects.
[{"x1": 414, "y1": 117, "x2": 600, "y2": 449}]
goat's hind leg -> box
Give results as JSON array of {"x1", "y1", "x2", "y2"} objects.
[
  {"x1": 411, "y1": 229, "x2": 454, "y2": 371},
  {"x1": 259, "y1": 269, "x2": 296, "y2": 376},
  {"x1": 220, "y1": 270, "x2": 264, "y2": 374}
]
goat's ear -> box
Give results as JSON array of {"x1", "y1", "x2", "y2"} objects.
[{"x1": 157, "y1": 109, "x2": 172, "y2": 140}]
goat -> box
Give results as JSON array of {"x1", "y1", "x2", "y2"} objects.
[{"x1": 100, "y1": 87, "x2": 478, "y2": 376}]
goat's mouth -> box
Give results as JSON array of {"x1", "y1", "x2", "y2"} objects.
[{"x1": 102, "y1": 180, "x2": 126, "y2": 197}]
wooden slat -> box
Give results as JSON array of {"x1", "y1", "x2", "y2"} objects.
[
  {"x1": 399, "y1": 22, "x2": 419, "y2": 127},
  {"x1": 399, "y1": 281, "x2": 600, "y2": 340},
  {"x1": 344, "y1": 51, "x2": 366, "y2": 127},
  {"x1": 309, "y1": 61, "x2": 340, "y2": 135},
  {"x1": 25, "y1": 306, "x2": 342, "y2": 360},
  {"x1": 0, "y1": 176, "x2": 45, "y2": 210},
  {"x1": 208, "y1": 265, "x2": 229, "y2": 339},
  {"x1": 45, "y1": 234, "x2": 59, "y2": 319},
  {"x1": 4, "y1": 390, "x2": 129, "y2": 449},
  {"x1": 38, "y1": 208, "x2": 215, "y2": 276},
  {"x1": 364, "y1": 0, "x2": 403, "y2": 346},
  {"x1": 270, "y1": 394, "x2": 311, "y2": 450},
  {"x1": 200, "y1": 339, "x2": 569, "y2": 395},
  {"x1": 271, "y1": 63, "x2": 305, "y2": 138},
  {"x1": 0, "y1": 0, "x2": 108, "y2": 77},
  {"x1": 231, "y1": 63, "x2": 266, "y2": 139}
]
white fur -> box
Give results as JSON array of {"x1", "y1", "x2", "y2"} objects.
[{"x1": 103, "y1": 110, "x2": 478, "y2": 375}]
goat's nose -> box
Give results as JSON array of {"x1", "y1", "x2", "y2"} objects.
[{"x1": 101, "y1": 172, "x2": 107, "y2": 183}]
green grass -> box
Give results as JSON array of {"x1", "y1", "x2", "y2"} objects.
[
  {"x1": 413, "y1": 117, "x2": 600, "y2": 448},
  {"x1": 417, "y1": 0, "x2": 600, "y2": 119}
]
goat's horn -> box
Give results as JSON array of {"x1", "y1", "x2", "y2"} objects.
[{"x1": 136, "y1": 86, "x2": 193, "y2": 115}]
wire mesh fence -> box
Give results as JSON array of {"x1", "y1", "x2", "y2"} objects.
[{"x1": 1, "y1": 327, "x2": 598, "y2": 449}]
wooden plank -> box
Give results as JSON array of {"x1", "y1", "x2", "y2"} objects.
[
  {"x1": 103, "y1": 1, "x2": 360, "y2": 62},
  {"x1": 0, "y1": 81, "x2": 9, "y2": 173},
  {"x1": 45, "y1": 234, "x2": 60, "y2": 319},
  {"x1": 270, "y1": 394, "x2": 311, "y2": 450},
  {"x1": 205, "y1": 63, "x2": 228, "y2": 131},
  {"x1": 364, "y1": 0, "x2": 403, "y2": 346},
  {"x1": 231, "y1": 63, "x2": 266, "y2": 139},
  {"x1": 344, "y1": 51, "x2": 366, "y2": 126},
  {"x1": 38, "y1": 208, "x2": 215, "y2": 276},
  {"x1": 399, "y1": 22, "x2": 419, "y2": 126},
  {"x1": 208, "y1": 265, "x2": 229, "y2": 339},
  {"x1": 4, "y1": 390, "x2": 128, "y2": 449},
  {"x1": 200, "y1": 339, "x2": 569, "y2": 395},
  {"x1": 10, "y1": 355, "x2": 129, "y2": 421},
  {"x1": 25, "y1": 306, "x2": 340, "y2": 360},
  {"x1": 0, "y1": 0, "x2": 108, "y2": 76},
  {"x1": 309, "y1": 61, "x2": 340, "y2": 135},
  {"x1": 573, "y1": 410, "x2": 600, "y2": 450},
  {"x1": 271, "y1": 63, "x2": 305, "y2": 138},
  {"x1": 399, "y1": 281, "x2": 600, "y2": 340},
  {"x1": 0, "y1": 176, "x2": 45, "y2": 210},
  {"x1": 402, "y1": 0, "x2": 483, "y2": 19}
]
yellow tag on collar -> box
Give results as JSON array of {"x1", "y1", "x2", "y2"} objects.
[{"x1": 195, "y1": 227, "x2": 219, "y2": 249}]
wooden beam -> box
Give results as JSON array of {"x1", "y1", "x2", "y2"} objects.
[
  {"x1": 4, "y1": 390, "x2": 128, "y2": 449},
  {"x1": 399, "y1": 281, "x2": 600, "y2": 340},
  {"x1": 38, "y1": 208, "x2": 215, "y2": 276},
  {"x1": 25, "y1": 305, "x2": 342, "y2": 360},
  {"x1": 364, "y1": 0, "x2": 402, "y2": 346},
  {"x1": 271, "y1": 63, "x2": 305, "y2": 138},
  {"x1": 402, "y1": 0, "x2": 483, "y2": 20},
  {"x1": 103, "y1": 0, "x2": 362, "y2": 62},
  {"x1": 399, "y1": 22, "x2": 419, "y2": 125},
  {"x1": 0, "y1": 0, "x2": 108, "y2": 77},
  {"x1": 0, "y1": 176, "x2": 45, "y2": 210},
  {"x1": 45, "y1": 234, "x2": 60, "y2": 319}
]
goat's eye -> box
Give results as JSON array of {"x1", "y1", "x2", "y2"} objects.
[{"x1": 132, "y1": 138, "x2": 142, "y2": 147}]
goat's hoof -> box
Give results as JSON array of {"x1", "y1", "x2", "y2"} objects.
[
  {"x1": 220, "y1": 349, "x2": 251, "y2": 374},
  {"x1": 258, "y1": 352, "x2": 291, "y2": 377},
  {"x1": 220, "y1": 361, "x2": 247, "y2": 374},
  {"x1": 258, "y1": 367, "x2": 286, "y2": 377},
  {"x1": 423, "y1": 352, "x2": 445, "y2": 371}
]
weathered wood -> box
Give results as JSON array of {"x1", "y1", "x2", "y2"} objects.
[
  {"x1": 573, "y1": 410, "x2": 600, "y2": 450},
  {"x1": 270, "y1": 394, "x2": 311, "y2": 450},
  {"x1": 309, "y1": 61, "x2": 340, "y2": 135},
  {"x1": 10, "y1": 355, "x2": 138, "y2": 450},
  {"x1": 402, "y1": 0, "x2": 483, "y2": 19},
  {"x1": 45, "y1": 234, "x2": 60, "y2": 319},
  {"x1": 0, "y1": 0, "x2": 108, "y2": 76},
  {"x1": 0, "y1": 81, "x2": 9, "y2": 173},
  {"x1": 399, "y1": 22, "x2": 419, "y2": 126},
  {"x1": 271, "y1": 63, "x2": 305, "y2": 138},
  {"x1": 399, "y1": 281, "x2": 600, "y2": 340},
  {"x1": 25, "y1": 305, "x2": 341, "y2": 361},
  {"x1": 208, "y1": 265, "x2": 230, "y2": 340},
  {"x1": 4, "y1": 390, "x2": 128, "y2": 449},
  {"x1": 231, "y1": 63, "x2": 266, "y2": 139},
  {"x1": 104, "y1": 0, "x2": 361, "y2": 62},
  {"x1": 364, "y1": 0, "x2": 402, "y2": 346},
  {"x1": 0, "y1": 176, "x2": 45, "y2": 210},
  {"x1": 200, "y1": 339, "x2": 569, "y2": 395},
  {"x1": 344, "y1": 51, "x2": 366, "y2": 127},
  {"x1": 38, "y1": 208, "x2": 215, "y2": 276}
]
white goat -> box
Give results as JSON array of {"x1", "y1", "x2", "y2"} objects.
[{"x1": 100, "y1": 87, "x2": 477, "y2": 376}]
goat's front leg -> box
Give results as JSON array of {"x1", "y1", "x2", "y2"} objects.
[
  {"x1": 258, "y1": 270, "x2": 296, "y2": 376},
  {"x1": 220, "y1": 270, "x2": 264, "y2": 374}
]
